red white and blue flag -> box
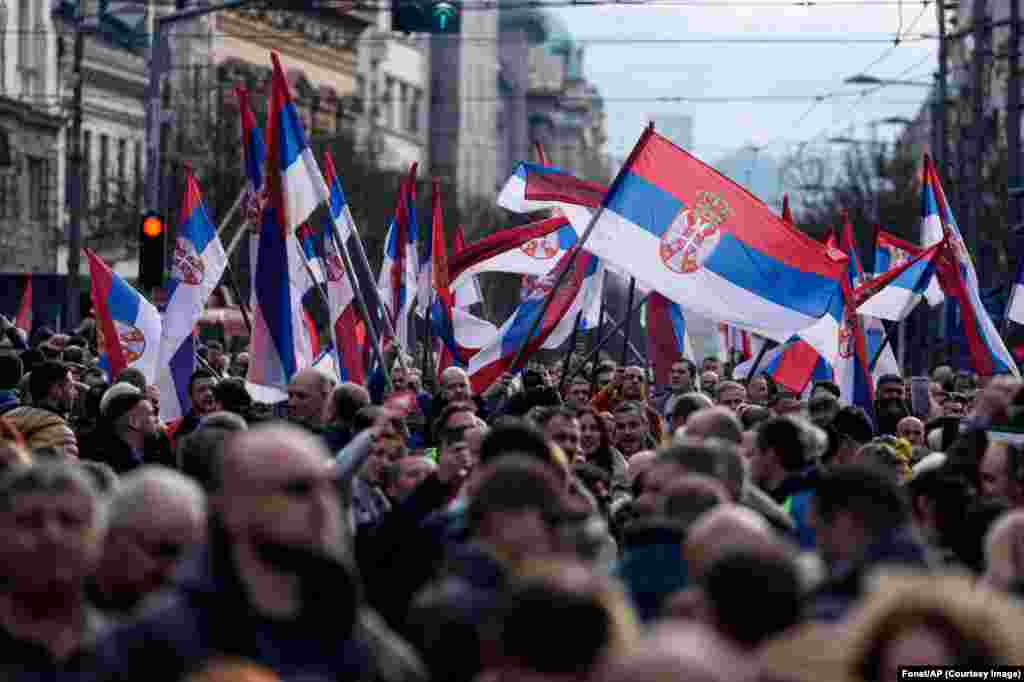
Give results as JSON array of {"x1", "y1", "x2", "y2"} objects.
[
  {"x1": 452, "y1": 226, "x2": 483, "y2": 310},
  {"x1": 377, "y1": 165, "x2": 419, "y2": 349},
  {"x1": 158, "y1": 169, "x2": 227, "y2": 420},
  {"x1": 583, "y1": 127, "x2": 847, "y2": 359},
  {"x1": 468, "y1": 249, "x2": 603, "y2": 393},
  {"x1": 321, "y1": 152, "x2": 366, "y2": 384},
  {"x1": 921, "y1": 156, "x2": 1017, "y2": 375},
  {"x1": 87, "y1": 249, "x2": 162, "y2": 383},
  {"x1": 247, "y1": 53, "x2": 326, "y2": 389},
  {"x1": 646, "y1": 292, "x2": 695, "y2": 387}
]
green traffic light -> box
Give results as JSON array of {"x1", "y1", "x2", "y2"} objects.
[{"x1": 432, "y1": 1, "x2": 457, "y2": 31}]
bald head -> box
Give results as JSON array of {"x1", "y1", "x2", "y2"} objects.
[
  {"x1": 287, "y1": 368, "x2": 336, "y2": 428},
  {"x1": 983, "y1": 510, "x2": 1024, "y2": 592},
  {"x1": 897, "y1": 416, "x2": 925, "y2": 448},
  {"x1": 109, "y1": 466, "x2": 206, "y2": 533},
  {"x1": 685, "y1": 505, "x2": 779, "y2": 583},
  {"x1": 592, "y1": 623, "x2": 753, "y2": 682},
  {"x1": 685, "y1": 407, "x2": 743, "y2": 445},
  {"x1": 218, "y1": 424, "x2": 341, "y2": 555},
  {"x1": 440, "y1": 366, "x2": 472, "y2": 403}
]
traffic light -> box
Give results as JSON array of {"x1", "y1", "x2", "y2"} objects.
[
  {"x1": 392, "y1": 0, "x2": 461, "y2": 34},
  {"x1": 139, "y1": 211, "x2": 166, "y2": 290}
]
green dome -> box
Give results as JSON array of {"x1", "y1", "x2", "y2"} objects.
[{"x1": 500, "y1": 8, "x2": 575, "y2": 55}]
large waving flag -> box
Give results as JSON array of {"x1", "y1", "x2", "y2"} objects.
[
  {"x1": 645, "y1": 292, "x2": 695, "y2": 387},
  {"x1": 322, "y1": 153, "x2": 366, "y2": 384},
  {"x1": 498, "y1": 161, "x2": 606, "y2": 214},
  {"x1": 447, "y1": 215, "x2": 572, "y2": 290},
  {"x1": 920, "y1": 156, "x2": 1018, "y2": 376},
  {"x1": 236, "y1": 87, "x2": 265, "y2": 229},
  {"x1": 378, "y1": 167, "x2": 419, "y2": 349},
  {"x1": 86, "y1": 249, "x2": 162, "y2": 384},
  {"x1": 582, "y1": 127, "x2": 847, "y2": 359},
  {"x1": 468, "y1": 249, "x2": 603, "y2": 393},
  {"x1": 247, "y1": 52, "x2": 326, "y2": 388},
  {"x1": 452, "y1": 226, "x2": 483, "y2": 309},
  {"x1": 158, "y1": 170, "x2": 228, "y2": 420}
]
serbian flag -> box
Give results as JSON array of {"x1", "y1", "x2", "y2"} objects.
[
  {"x1": 874, "y1": 230, "x2": 921, "y2": 275},
  {"x1": 322, "y1": 153, "x2": 366, "y2": 384},
  {"x1": 583, "y1": 126, "x2": 847, "y2": 360},
  {"x1": 236, "y1": 87, "x2": 265, "y2": 228},
  {"x1": 921, "y1": 156, "x2": 1019, "y2": 376},
  {"x1": 498, "y1": 161, "x2": 606, "y2": 214},
  {"x1": 377, "y1": 166, "x2": 419, "y2": 349},
  {"x1": 452, "y1": 226, "x2": 482, "y2": 309},
  {"x1": 855, "y1": 241, "x2": 944, "y2": 321},
  {"x1": 469, "y1": 249, "x2": 603, "y2": 393},
  {"x1": 447, "y1": 214, "x2": 572, "y2": 291},
  {"x1": 14, "y1": 276, "x2": 31, "y2": 334},
  {"x1": 86, "y1": 249, "x2": 162, "y2": 383},
  {"x1": 297, "y1": 223, "x2": 326, "y2": 285},
  {"x1": 646, "y1": 292, "x2": 695, "y2": 386},
  {"x1": 718, "y1": 323, "x2": 763, "y2": 363},
  {"x1": 248, "y1": 53, "x2": 326, "y2": 388},
  {"x1": 758, "y1": 336, "x2": 833, "y2": 394},
  {"x1": 158, "y1": 169, "x2": 227, "y2": 420}
]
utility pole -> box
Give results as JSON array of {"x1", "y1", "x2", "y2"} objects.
[
  {"x1": 968, "y1": 0, "x2": 990, "y2": 268},
  {"x1": 1008, "y1": 0, "x2": 1022, "y2": 233},
  {"x1": 65, "y1": 22, "x2": 86, "y2": 330},
  {"x1": 936, "y1": 0, "x2": 949, "y2": 173}
]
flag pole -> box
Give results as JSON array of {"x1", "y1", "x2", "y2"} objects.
[
  {"x1": 558, "y1": 310, "x2": 584, "y2": 396},
  {"x1": 219, "y1": 262, "x2": 253, "y2": 339},
  {"x1": 620, "y1": 276, "x2": 637, "y2": 366},
  {"x1": 509, "y1": 123, "x2": 655, "y2": 373},
  {"x1": 565, "y1": 293, "x2": 651, "y2": 385},
  {"x1": 602, "y1": 311, "x2": 647, "y2": 365},
  {"x1": 216, "y1": 186, "x2": 247, "y2": 239},
  {"x1": 327, "y1": 223, "x2": 392, "y2": 391},
  {"x1": 745, "y1": 338, "x2": 776, "y2": 381}
]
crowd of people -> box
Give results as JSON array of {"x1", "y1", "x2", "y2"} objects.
[{"x1": 2, "y1": 312, "x2": 1024, "y2": 681}]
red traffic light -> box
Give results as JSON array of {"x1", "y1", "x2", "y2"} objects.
[{"x1": 142, "y1": 214, "x2": 164, "y2": 238}]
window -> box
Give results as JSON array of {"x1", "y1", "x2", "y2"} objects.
[
  {"x1": 98, "y1": 134, "x2": 109, "y2": 205},
  {"x1": 409, "y1": 89, "x2": 421, "y2": 134},
  {"x1": 117, "y1": 138, "x2": 126, "y2": 199},
  {"x1": 134, "y1": 140, "x2": 142, "y2": 205},
  {"x1": 82, "y1": 130, "x2": 92, "y2": 209},
  {"x1": 0, "y1": 170, "x2": 17, "y2": 219},
  {"x1": 27, "y1": 156, "x2": 51, "y2": 223}
]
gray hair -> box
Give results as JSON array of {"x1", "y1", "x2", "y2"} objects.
[
  {"x1": 107, "y1": 465, "x2": 206, "y2": 532},
  {"x1": 199, "y1": 411, "x2": 248, "y2": 433},
  {"x1": 0, "y1": 459, "x2": 107, "y2": 530}
]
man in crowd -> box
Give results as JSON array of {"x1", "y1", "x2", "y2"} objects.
[
  {"x1": 657, "y1": 359, "x2": 697, "y2": 420},
  {"x1": 287, "y1": 367, "x2": 337, "y2": 433},
  {"x1": 81, "y1": 391, "x2": 171, "y2": 473},
  {"x1": 166, "y1": 369, "x2": 218, "y2": 443},
  {"x1": 716, "y1": 381, "x2": 747, "y2": 413},
  {"x1": 897, "y1": 416, "x2": 926, "y2": 448}
]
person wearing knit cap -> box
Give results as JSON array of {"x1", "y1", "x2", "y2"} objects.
[{"x1": 80, "y1": 391, "x2": 172, "y2": 474}]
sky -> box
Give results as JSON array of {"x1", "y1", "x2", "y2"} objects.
[{"x1": 546, "y1": 0, "x2": 938, "y2": 178}]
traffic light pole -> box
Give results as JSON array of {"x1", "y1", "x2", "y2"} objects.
[{"x1": 66, "y1": 22, "x2": 86, "y2": 330}]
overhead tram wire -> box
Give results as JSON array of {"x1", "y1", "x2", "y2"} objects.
[{"x1": 103, "y1": 0, "x2": 939, "y2": 8}]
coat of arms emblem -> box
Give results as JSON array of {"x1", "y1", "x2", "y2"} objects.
[
  {"x1": 324, "y1": 249, "x2": 346, "y2": 283},
  {"x1": 521, "y1": 233, "x2": 560, "y2": 261},
  {"x1": 659, "y1": 191, "x2": 732, "y2": 274},
  {"x1": 172, "y1": 238, "x2": 205, "y2": 286},
  {"x1": 96, "y1": 322, "x2": 147, "y2": 364}
]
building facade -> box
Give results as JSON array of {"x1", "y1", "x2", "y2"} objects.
[
  {"x1": 0, "y1": 0, "x2": 64, "y2": 273},
  {"x1": 356, "y1": 20, "x2": 430, "y2": 172},
  {"x1": 497, "y1": 9, "x2": 608, "y2": 185},
  {"x1": 429, "y1": 11, "x2": 501, "y2": 207}
]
